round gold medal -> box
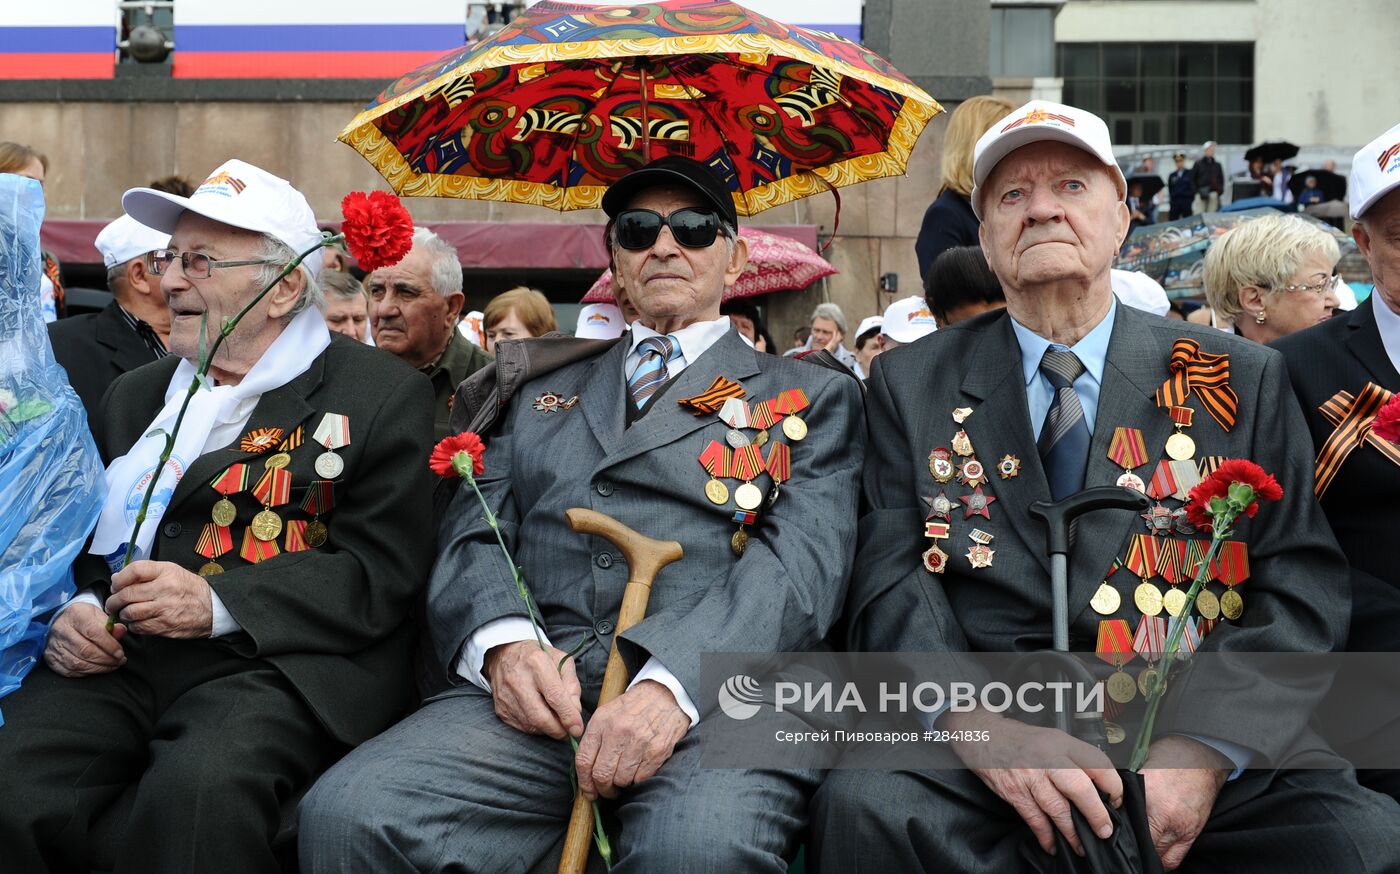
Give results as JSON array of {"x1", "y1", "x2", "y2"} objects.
[
  {"x1": 1091, "y1": 582, "x2": 1122, "y2": 615},
  {"x1": 1163, "y1": 587, "x2": 1188, "y2": 617},
  {"x1": 782, "y1": 415, "x2": 808, "y2": 441},
  {"x1": 753, "y1": 430, "x2": 770, "y2": 448},
  {"x1": 1220, "y1": 589, "x2": 1244, "y2": 620},
  {"x1": 1165, "y1": 432, "x2": 1197, "y2": 461},
  {"x1": 1107, "y1": 671, "x2": 1138, "y2": 704},
  {"x1": 305, "y1": 519, "x2": 328, "y2": 548},
  {"x1": 730, "y1": 528, "x2": 749, "y2": 556},
  {"x1": 251, "y1": 509, "x2": 283, "y2": 542},
  {"x1": 263, "y1": 452, "x2": 291, "y2": 471},
  {"x1": 1105, "y1": 722, "x2": 1126, "y2": 745},
  {"x1": 1134, "y1": 582, "x2": 1164, "y2": 616},
  {"x1": 704, "y1": 478, "x2": 730, "y2": 505},
  {"x1": 198, "y1": 561, "x2": 224, "y2": 577},
  {"x1": 1138, "y1": 667, "x2": 1161, "y2": 698},
  {"x1": 211, "y1": 497, "x2": 237, "y2": 527},
  {"x1": 1195, "y1": 588, "x2": 1221, "y2": 620},
  {"x1": 734, "y1": 482, "x2": 764, "y2": 511},
  {"x1": 315, "y1": 451, "x2": 344, "y2": 479}
]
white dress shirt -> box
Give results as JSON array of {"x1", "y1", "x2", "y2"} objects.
[{"x1": 457, "y1": 316, "x2": 736, "y2": 727}]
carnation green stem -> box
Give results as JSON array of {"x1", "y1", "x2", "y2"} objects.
[
  {"x1": 107, "y1": 234, "x2": 342, "y2": 630},
  {"x1": 460, "y1": 462, "x2": 613, "y2": 869}
]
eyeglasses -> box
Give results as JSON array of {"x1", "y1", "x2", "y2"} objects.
[
  {"x1": 614, "y1": 208, "x2": 728, "y2": 251},
  {"x1": 149, "y1": 249, "x2": 279, "y2": 280},
  {"x1": 1268, "y1": 273, "x2": 1342, "y2": 295}
]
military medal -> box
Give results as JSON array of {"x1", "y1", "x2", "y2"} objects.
[
  {"x1": 923, "y1": 491, "x2": 955, "y2": 523},
  {"x1": 209, "y1": 463, "x2": 248, "y2": 527},
  {"x1": 731, "y1": 509, "x2": 756, "y2": 556},
  {"x1": 928, "y1": 448, "x2": 955, "y2": 483},
  {"x1": 1125, "y1": 536, "x2": 1164, "y2": 615},
  {"x1": 263, "y1": 452, "x2": 291, "y2": 471},
  {"x1": 1133, "y1": 615, "x2": 1167, "y2": 696},
  {"x1": 1197, "y1": 455, "x2": 1225, "y2": 478},
  {"x1": 312, "y1": 413, "x2": 350, "y2": 479},
  {"x1": 194, "y1": 522, "x2": 233, "y2": 576},
  {"x1": 764, "y1": 442, "x2": 790, "y2": 507},
  {"x1": 1108, "y1": 427, "x2": 1149, "y2": 492},
  {"x1": 1091, "y1": 564, "x2": 1123, "y2": 615},
  {"x1": 997, "y1": 454, "x2": 1021, "y2": 480},
  {"x1": 250, "y1": 466, "x2": 291, "y2": 543},
  {"x1": 1162, "y1": 586, "x2": 1188, "y2": 617},
  {"x1": 951, "y1": 430, "x2": 974, "y2": 457},
  {"x1": 750, "y1": 399, "x2": 781, "y2": 446},
  {"x1": 1156, "y1": 539, "x2": 1185, "y2": 586},
  {"x1": 730, "y1": 444, "x2": 765, "y2": 511},
  {"x1": 965, "y1": 529, "x2": 995, "y2": 569},
  {"x1": 278, "y1": 425, "x2": 304, "y2": 451},
  {"x1": 1167, "y1": 460, "x2": 1201, "y2": 501},
  {"x1": 1168, "y1": 615, "x2": 1201, "y2": 656},
  {"x1": 952, "y1": 407, "x2": 974, "y2": 424},
  {"x1": 717, "y1": 397, "x2": 752, "y2": 448},
  {"x1": 1096, "y1": 619, "x2": 1138, "y2": 704},
  {"x1": 533, "y1": 392, "x2": 579, "y2": 413},
  {"x1": 1134, "y1": 582, "x2": 1164, "y2": 616},
  {"x1": 959, "y1": 486, "x2": 997, "y2": 520},
  {"x1": 1215, "y1": 540, "x2": 1249, "y2": 619},
  {"x1": 239, "y1": 527, "x2": 280, "y2": 564},
  {"x1": 1195, "y1": 587, "x2": 1220, "y2": 620},
  {"x1": 773, "y1": 389, "x2": 810, "y2": 442},
  {"x1": 239, "y1": 426, "x2": 284, "y2": 454},
  {"x1": 699, "y1": 441, "x2": 731, "y2": 505},
  {"x1": 1105, "y1": 722, "x2": 1127, "y2": 745},
  {"x1": 922, "y1": 520, "x2": 951, "y2": 574},
  {"x1": 1140, "y1": 503, "x2": 1175, "y2": 536},
  {"x1": 677, "y1": 375, "x2": 745, "y2": 416},
  {"x1": 300, "y1": 480, "x2": 334, "y2": 548},
  {"x1": 956, "y1": 458, "x2": 987, "y2": 488},
  {"x1": 1164, "y1": 406, "x2": 1196, "y2": 460}
]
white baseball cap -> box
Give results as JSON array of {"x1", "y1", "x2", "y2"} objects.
[
  {"x1": 1110, "y1": 269, "x2": 1170, "y2": 317},
  {"x1": 854, "y1": 315, "x2": 883, "y2": 340},
  {"x1": 1350, "y1": 121, "x2": 1400, "y2": 220},
  {"x1": 881, "y1": 295, "x2": 938, "y2": 344},
  {"x1": 970, "y1": 100, "x2": 1126, "y2": 219},
  {"x1": 122, "y1": 159, "x2": 323, "y2": 275},
  {"x1": 457, "y1": 310, "x2": 486, "y2": 347},
  {"x1": 575, "y1": 303, "x2": 625, "y2": 339},
  {"x1": 94, "y1": 214, "x2": 170, "y2": 269}
]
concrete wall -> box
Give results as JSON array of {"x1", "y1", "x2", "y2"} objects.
[{"x1": 1055, "y1": 0, "x2": 1400, "y2": 147}]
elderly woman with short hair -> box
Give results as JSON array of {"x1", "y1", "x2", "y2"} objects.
[{"x1": 1203, "y1": 212, "x2": 1342, "y2": 343}]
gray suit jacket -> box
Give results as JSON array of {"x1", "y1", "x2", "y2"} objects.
[
  {"x1": 427, "y1": 328, "x2": 865, "y2": 708},
  {"x1": 847, "y1": 303, "x2": 1347, "y2": 763}
]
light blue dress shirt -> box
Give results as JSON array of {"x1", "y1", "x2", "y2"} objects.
[{"x1": 1010, "y1": 298, "x2": 1116, "y2": 440}]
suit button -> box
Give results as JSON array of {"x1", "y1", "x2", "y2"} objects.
[
  {"x1": 162, "y1": 522, "x2": 182, "y2": 538},
  {"x1": 595, "y1": 553, "x2": 614, "y2": 569},
  {"x1": 595, "y1": 480, "x2": 613, "y2": 496},
  {"x1": 595, "y1": 619, "x2": 614, "y2": 635}
]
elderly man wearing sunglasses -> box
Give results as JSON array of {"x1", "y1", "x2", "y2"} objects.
[{"x1": 299, "y1": 156, "x2": 866, "y2": 872}]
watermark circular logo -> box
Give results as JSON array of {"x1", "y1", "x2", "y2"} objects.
[{"x1": 718, "y1": 674, "x2": 763, "y2": 720}]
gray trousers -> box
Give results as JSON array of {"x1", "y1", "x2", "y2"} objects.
[
  {"x1": 298, "y1": 684, "x2": 816, "y2": 873},
  {"x1": 811, "y1": 766, "x2": 1400, "y2": 874}
]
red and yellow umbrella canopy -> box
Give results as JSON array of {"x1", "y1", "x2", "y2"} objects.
[{"x1": 338, "y1": 0, "x2": 941, "y2": 215}]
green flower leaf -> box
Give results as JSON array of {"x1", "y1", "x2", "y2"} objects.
[{"x1": 6, "y1": 398, "x2": 52, "y2": 422}]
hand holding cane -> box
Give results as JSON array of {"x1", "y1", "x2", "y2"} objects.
[{"x1": 557, "y1": 508, "x2": 684, "y2": 874}]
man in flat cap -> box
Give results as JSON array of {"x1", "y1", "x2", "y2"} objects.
[{"x1": 300, "y1": 155, "x2": 864, "y2": 872}]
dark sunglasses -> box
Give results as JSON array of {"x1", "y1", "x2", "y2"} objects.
[{"x1": 614, "y1": 207, "x2": 726, "y2": 251}]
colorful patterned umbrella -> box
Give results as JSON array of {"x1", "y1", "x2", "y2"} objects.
[
  {"x1": 581, "y1": 225, "x2": 836, "y2": 302},
  {"x1": 338, "y1": 0, "x2": 941, "y2": 215}
]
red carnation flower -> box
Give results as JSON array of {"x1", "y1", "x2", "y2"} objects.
[
  {"x1": 430, "y1": 432, "x2": 486, "y2": 479},
  {"x1": 1372, "y1": 394, "x2": 1400, "y2": 444},
  {"x1": 1185, "y1": 458, "x2": 1282, "y2": 532},
  {"x1": 340, "y1": 190, "x2": 414, "y2": 274}
]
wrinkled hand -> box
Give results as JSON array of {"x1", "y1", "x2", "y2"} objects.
[
  {"x1": 44, "y1": 601, "x2": 128, "y2": 677},
  {"x1": 1142, "y1": 736, "x2": 1230, "y2": 871},
  {"x1": 104, "y1": 560, "x2": 213, "y2": 638},
  {"x1": 575, "y1": 680, "x2": 689, "y2": 801},
  {"x1": 946, "y1": 710, "x2": 1123, "y2": 857},
  {"x1": 484, "y1": 640, "x2": 584, "y2": 741}
]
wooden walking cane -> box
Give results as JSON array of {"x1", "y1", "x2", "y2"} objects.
[{"x1": 558, "y1": 508, "x2": 684, "y2": 874}]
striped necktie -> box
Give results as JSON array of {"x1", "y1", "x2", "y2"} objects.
[
  {"x1": 628, "y1": 334, "x2": 680, "y2": 409},
  {"x1": 1037, "y1": 347, "x2": 1091, "y2": 501}
]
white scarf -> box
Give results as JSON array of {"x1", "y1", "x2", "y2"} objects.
[{"x1": 90, "y1": 307, "x2": 331, "y2": 569}]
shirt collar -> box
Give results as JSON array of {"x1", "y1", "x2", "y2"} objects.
[
  {"x1": 628, "y1": 316, "x2": 732, "y2": 363},
  {"x1": 1010, "y1": 297, "x2": 1117, "y2": 387}
]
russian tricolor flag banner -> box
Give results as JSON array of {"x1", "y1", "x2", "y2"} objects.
[
  {"x1": 0, "y1": 2, "x2": 116, "y2": 80},
  {"x1": 173, "y1": 0, "x2": 467, "y2": 79}
]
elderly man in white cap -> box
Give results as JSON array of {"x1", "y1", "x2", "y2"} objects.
[
  {"x1": 813, "y1": 101, "x2": 1399, "y2": 872},
  {"x1": 47, "y1": 214, "x2": 171, "y2": 425},
  {"x1": 0, "y1": 159, "x2": 436, "y2": 872}
]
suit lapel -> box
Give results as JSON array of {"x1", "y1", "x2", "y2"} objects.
[
  {"x1": 1346, "y1": 300, "x2": 1400, "y2": 387},
  {"x1": 579, "y1": 339, "x2": 630, "y2": 458},
  {"x1": 165, "y1": 355, "x2": 323, "y2": 516},
  {"x1": 1067, "y1": 306, "x2": 1175, "y2": 618},
  {"x1": 598, "y1": 329, "x2": 761, "y2": 472},
  {"x1": 96, "y1": 302, "x2": 161, "y2": 374},
  {"x1": 956, "y1": 313, "x2": 1053, "y2": 579}
]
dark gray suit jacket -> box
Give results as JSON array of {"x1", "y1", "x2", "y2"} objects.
[
  {"x1": 47, "y1": 302, "x2": 162, "y2": 432},
  {"x1": 427, "y1": 328, "x2": 865, "y2": 708},
  {"x1": 847, "y1": 303, "x2": 1347, "y2": 763}
]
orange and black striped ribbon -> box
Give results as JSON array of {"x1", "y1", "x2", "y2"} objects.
[
  {"x1": 1213, "y1": 540, "x2": 1250, "y2": 585},
  {"x1": 195, "y1": 522, "x2": 233, "y2": 559},
  {"x1": 1124, "y1": 534, "x2": 1158, "y2": 581},
  {"x1": 730, "y1": 444, "x2": 764, "y2": 481},
  {"x1": 284, "y1": 519, "x2": 310, "y2": 554},
  {"x1": 1095, "y1": 619, "x2": 1136, "y2": 666},
  {"x1": 765, "y1": 442, "x2": 791, "y2": 484},
  {"x1": 1314, "y1": 382, "x2": 1399, "y2": 498},
  {"x1": 1108, "y1": 427, "x2": 1148, "y2": 470},
  {"x1": 1156, "y1": 538, "x2": 1186, "y2": 585},
  {"x1": 277, "y1": 425, "x2": 304, "y2": 452},
  {"x1": 677, "y1": 376, "x2": 746, "y2": 415},
  {"x1": 1181, "y1": 539, "x2": 1208, "y2": 580},
  {"x1": 252, "y1": 467, "x2": 292, "y2": 508},
  {"x1": 750, "y1": 399, "x2": 783, "y2": 430},
  {"x1": 698, "y1": 441, "x2": 730, "y2": 478},
  {"x1": 301, "y1": 480, "x2": 335, "y2": 515},
  {"x1": 239, "y1": 527, "x2": 280, "y2": 564},
  {"x1": 1155, "y1": 338, "x2": 1239, "y2": 432},
  {"x1": 210, "y1": 463, "x2": 248, "y2": 495},
  {"x1": 772, "y1": 388, "x2": 810, "y2": 416},
  {"x1": 239, "y1": 427, "x2": 284, "y2": 454}
]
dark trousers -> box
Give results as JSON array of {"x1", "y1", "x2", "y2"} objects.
[
  {"x1": 0, "y1": 635, "x2": 335, "y2": 874},
  {"x1": 1170, "y1": 199, "x2": 1194, "y2": 220}
]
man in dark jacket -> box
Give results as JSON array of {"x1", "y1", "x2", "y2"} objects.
[
  {"x1": 1192, "y1": 141, "x2": 1225, "y2": 214},
  {"x1": 1168, "y1": 152, "x2": 1195, "y2": 219}
]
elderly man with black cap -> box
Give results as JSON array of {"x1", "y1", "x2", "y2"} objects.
[
  {"x1": 812, "y1": 101, "x2": 1399, "y2": 873},
  {"x1": 0, "y1": 160, "x2": 435, "y2": 872},
  {"x1": 299, "y1": 155, "x2": 865, "y2": 872}
]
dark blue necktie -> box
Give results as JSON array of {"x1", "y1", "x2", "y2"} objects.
[{"x1": 1037, "y1": 347, "x2": 1091, "y2": 501}]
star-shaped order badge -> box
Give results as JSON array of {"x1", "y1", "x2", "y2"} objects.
[
  {"x1": 960, "y1": 485, "x2": 997, "y2": 520},
  {"x1": 923, "y1": 491, "x2": 956, "y2": 522}
]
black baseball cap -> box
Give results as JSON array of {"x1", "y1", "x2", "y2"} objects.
[{"x1": 601, "y1": 155, "x2": 739, "y2": 228}]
